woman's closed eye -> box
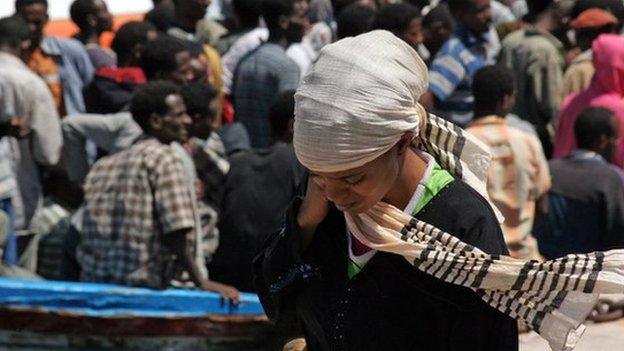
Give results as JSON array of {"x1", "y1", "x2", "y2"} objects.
[{"x1": 344, "y1": 175, "x2": 364, "y2": 185}]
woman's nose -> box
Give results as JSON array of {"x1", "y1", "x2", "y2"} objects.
[{"x1": 322, "y1": 179, "x2": 350, "y2": 203}]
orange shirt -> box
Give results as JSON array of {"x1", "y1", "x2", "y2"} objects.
[{"x1": 28, "y1": 48, "x2": 65, "y2": 116}]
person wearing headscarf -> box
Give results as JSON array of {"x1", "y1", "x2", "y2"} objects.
[
  {"x1": 254, "y1": 30, "x2": 624, "y2": 351},
  {"x1": 561, "y1": 8, "x2": 619, "y2": 98},
  {"x1": 554, "y1": 34, "x2": 624, "y2": 170}
]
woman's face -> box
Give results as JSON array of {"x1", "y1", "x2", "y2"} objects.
[{"x1": 309, "y1": 143, "x2": 405, "y2": 215}]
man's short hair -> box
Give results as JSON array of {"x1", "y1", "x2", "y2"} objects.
[
  {"x1": 269, "y1": 89, "x2": 295, "y2": 139},
  {"x1": 523, "y1": 0, "x2": 556, "y2": 23},
  {"x1": 423, "y1": 3, "x2": 453, "y2": 29},
  {"x1": 180, "y1": 82, "x2": 218, "y2": 120},
  {"x1": 130, "y1": 81, "x2": 180, "y2": 131},
  {"x1": 575, "y1": 107, "x2": 617, "y2": 150},
  {"x1": 140, "y1": 35, "x2": 188, "y2": 80},
  {"x1": 372, "y1": 3, "x2": 422, "y2": 37},
  {"x1": 261, "y1": 0, "x2": 294, "y2": 33},
  {"x1": 70, "y1": 0, "x2": 98, "y2": 30},
  {"x1": 233, "y1": 0, "x2": 261, "y2": 27},
  {"x1": 0, "y1": 16, "x2": 31, "y2": 49},
  {"x1": 111, "y1": 21, "x2": 157, "y2": 60},
  {"x1": 337, "y1": 3, "x2": 375, "y2": 39},
  {"x1": 15, "y1": 0, "x2": 47, "y2": 11},
  {"x1": 144, "y1": 3, "x2": 175, "y2": 32},
  {"x1": 472, "y1": 65, "x2": 515, "y2": 111},
  {"x1": 447, "y1": 0, "x2": 477, "y2": 15}
]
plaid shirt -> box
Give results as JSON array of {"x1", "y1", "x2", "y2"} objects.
[
  {"x1": 467, "y1": 116, "x2": 551, "y2": 260},
  {"x1": 233, "y1": 43, "x2": 300, "y2": 148},
  {"x1": 77, "y1": 138, "x2": 196, "y2": 288}
]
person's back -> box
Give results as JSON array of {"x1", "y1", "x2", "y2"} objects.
[
  {"x1": 498, "y1": 0, "x2": 564, "y2": 157},
  {"x1": 469, "y1": 121, "x2": 549, "y2": 258},
  {"x1": 535, "y1": 107, "x2": 624, "y2": 259},
  {"x1": 232, "y1": 0, "x2": 301, "y2": 148},
  {"x1": 79, "y1": 138, "x2": 193, "y2": 287},
  {"x1": 211, "y1": 143, "x2": 302, "y2": 290},
  {"x1": 233, "y1": 45, "x2": 299, "y2": 146},
  {"x1": 422, "y1": 0, "x2": 499, "y2": 127},
  {"x1": 0, "y1": 16, "x2": 62, "y2": 233},
  {"x1": 211, "y1": 91, "x2": 303, "y2": 291},
  {"x1": 467, "y1": 65, "x2": 550, "y2": 260},
  {"x1": 554, "y1": 34, "x2": 624, "y2": 169}
]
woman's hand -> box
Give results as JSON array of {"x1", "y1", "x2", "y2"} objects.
[{"x1": 297, "y1": 177, "x2": 329, "y2": 249}]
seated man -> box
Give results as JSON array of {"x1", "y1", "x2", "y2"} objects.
[
  {"x1": 534, "y1": 107, "x2": 624, "y2": 259},
  {"x1": 77, "y1": 81, "x2": 239, "y2": 301}
]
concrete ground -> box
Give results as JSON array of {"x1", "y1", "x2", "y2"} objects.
[{"x1": 520, "y1": 319, "x2": 624, "y2": 351}]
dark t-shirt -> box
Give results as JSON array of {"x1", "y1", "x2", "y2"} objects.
[
  {"x1": 210, "y1": 142, "x2": 304, "y2": 291},
  {"x1": 255, "y1": 180, "x2": 519, "y2": 351},
  {"x1": 534, "y1": 157, "x2": 624, "y2": 259}
]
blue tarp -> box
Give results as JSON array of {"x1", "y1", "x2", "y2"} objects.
[{"x1": 0, "y1": 277, "x2": 264, "y2": 317}]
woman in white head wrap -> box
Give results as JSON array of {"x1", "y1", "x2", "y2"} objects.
[{"x1": 255, "y1": 30, "x2": 624, "y2": 351}]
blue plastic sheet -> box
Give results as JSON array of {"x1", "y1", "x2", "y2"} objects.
[{"x1": 0, "y1": 278, "x2": 264, "y2": 317}]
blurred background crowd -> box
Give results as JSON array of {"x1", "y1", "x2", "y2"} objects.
[{"x1": 0, "y1": 0, "x2": 623, "y2": 320}]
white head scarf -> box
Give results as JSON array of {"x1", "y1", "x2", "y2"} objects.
[
  {"x1": 293, "y1": 30, "x2": 494, "y2": 210},
  {"x1": 294, "y1": 30, "x2": 429, "y2": 173}
]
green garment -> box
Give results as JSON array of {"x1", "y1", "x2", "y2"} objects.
[{"x1": 347, "y1": 162, "x2": 454, "y2": 278}]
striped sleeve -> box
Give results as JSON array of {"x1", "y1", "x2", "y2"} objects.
[{"x1": 429, "y1": 52, "x2": 467, "y2": 101}]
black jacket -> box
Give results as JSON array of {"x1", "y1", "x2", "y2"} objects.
[{"x1": 254, "y1": 180, "x2": 519, "y2": 351}]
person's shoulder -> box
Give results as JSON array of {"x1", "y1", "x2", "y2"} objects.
[
  {"x1": 87, "y1": 147, "x2": 126, "y2": 177},
  {"x1": 501, "y1": 28, "x2": 524, "y2": 47},
  {"x1": 235, "y1": 44, "x2": 263, "y2": 68},
  {"x1": 506, "y1": 122, "x2": 539, "y2": 143},
  {"x1": 436, "y1": 35, "x2": 466, "y2": 57},
  {"x1": 602, "y1": 163, "x2": 624, "y2": 187},
  {"x1": 432, "y1": 180, "x2": 495, "y2": 217},
  {"x1": 0, "y1": 60, "x2": 52, "y2": 99},
  {"x1": 0, "y1": 59, "x2": 44, "y2": 86},
  {"x1": 44, "y1": 36, "x2": 88, "y2": 55},
  {"x1": 265, "y1": 45, "x2": 299, "y2": 70},
  {"x1": 423, "y1": 180, "x2": 507, "y2": 253},
  {"x1": 139, "y1": 139, "x2": 180, "y2": 162},
  {"x1": 589, "y1": 95, "x2": 624, "y2": 114}
]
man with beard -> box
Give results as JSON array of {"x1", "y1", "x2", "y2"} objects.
[
  {"x1": 419, "y1": 0, "x2": 499, "y2": 128},
  {"x1": 232, "y1": 0, "x2": 302, "y2": 148}
]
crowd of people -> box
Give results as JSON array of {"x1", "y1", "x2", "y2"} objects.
[{"x1": 0, "y1": 0, "x2": 624, "y2": 329}]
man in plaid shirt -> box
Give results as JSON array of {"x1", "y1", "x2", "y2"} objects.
[{"x1": 77, "y1": 81, "x2": 239, "y2": 302}]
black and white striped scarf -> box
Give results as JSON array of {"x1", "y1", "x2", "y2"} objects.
[{"x1": 345, "y1": 113, "x2": 624, "y2": 351}]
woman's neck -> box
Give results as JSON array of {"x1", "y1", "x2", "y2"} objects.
[{"x1": 383, "y1": 148, "x2": 428, "y2": 210}]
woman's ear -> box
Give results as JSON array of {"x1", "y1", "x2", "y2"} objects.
[{"x1": 396, "y1": 132, "x2": 415, "y2": 155}]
